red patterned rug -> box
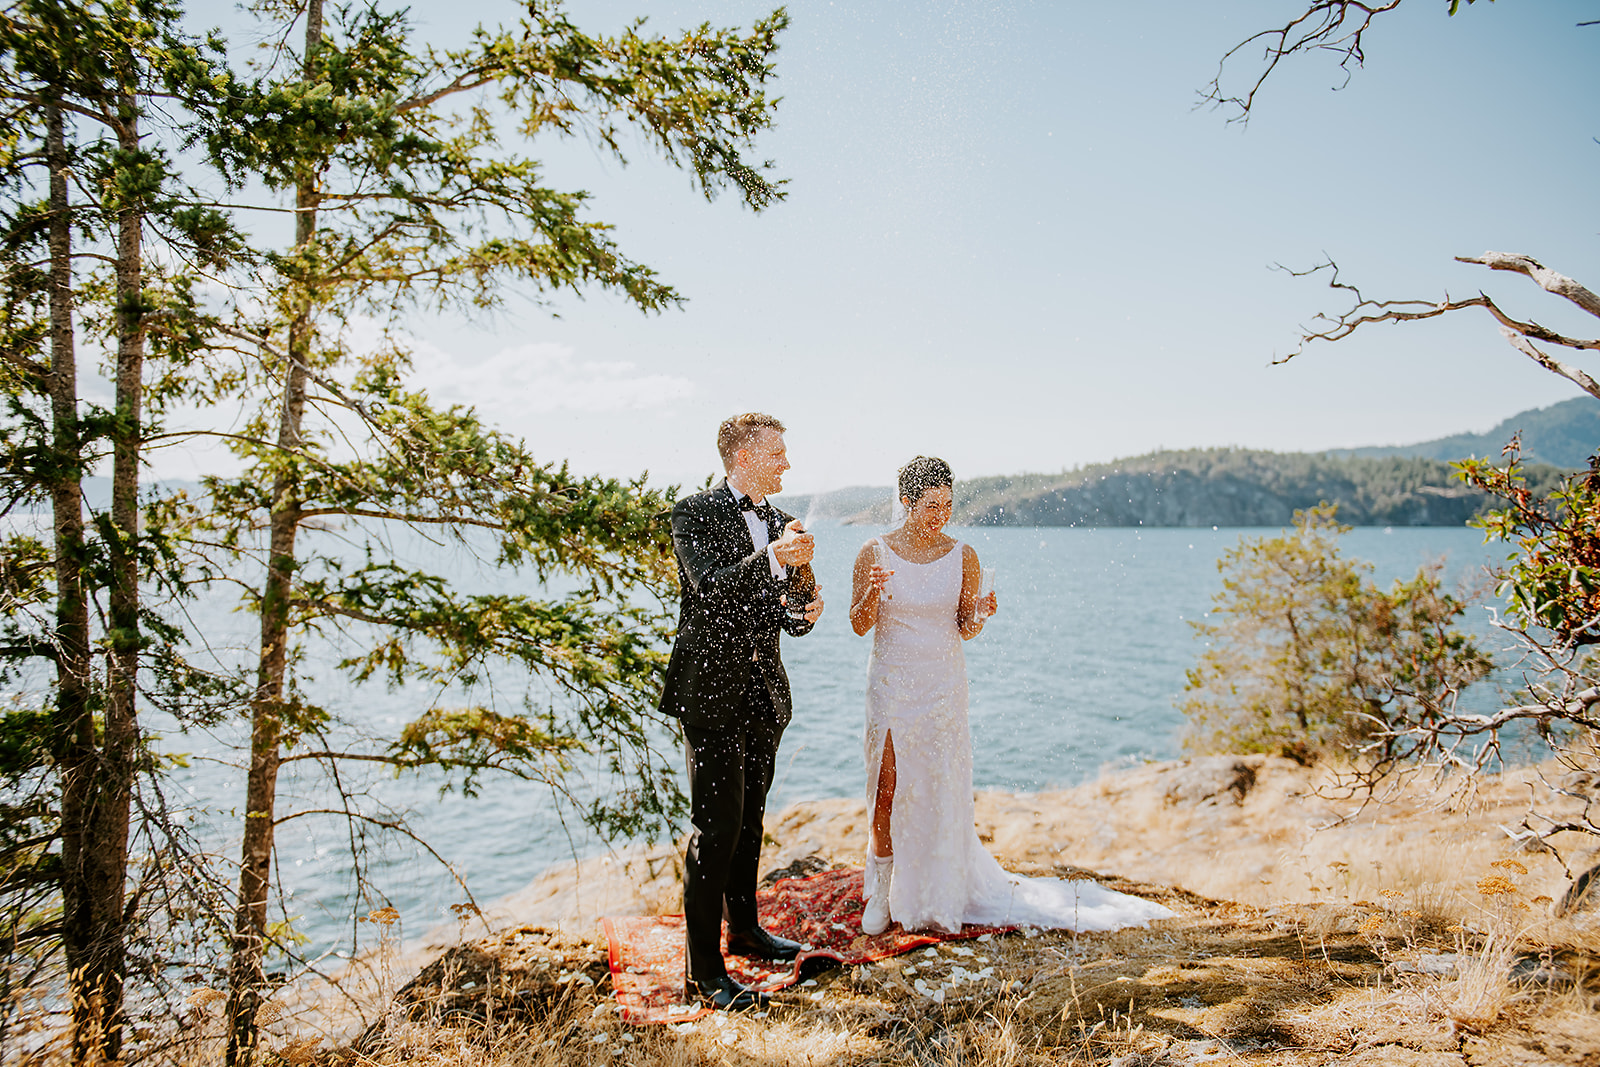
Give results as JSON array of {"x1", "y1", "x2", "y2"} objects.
[{"x1": 602, "y1": 866, "x2": 1010, "y2": 1024}]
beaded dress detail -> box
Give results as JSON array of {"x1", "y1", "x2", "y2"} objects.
[{"x1": 864, "y1": 536, "x2": 1174, "y2": 933}]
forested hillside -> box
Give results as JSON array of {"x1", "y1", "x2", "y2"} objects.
[
  {"x1": 1340, "y1": 396, "x2": 1599, "y2": 469},
  {"x1": 836, "y1": 449, "x2": 1569, "y2": 528}
]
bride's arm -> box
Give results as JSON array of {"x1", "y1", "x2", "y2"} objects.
[{"x1": 849, "y1": 542, "x2": 883, "y2": 636}]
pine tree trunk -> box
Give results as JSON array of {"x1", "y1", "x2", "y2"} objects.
[
  {"x1": 71, "y1": 95, "x2": 148, "y2": 1066},
  {"x1": 227, "y1": 5, "x2": 322, "y2": 1061},
  {"x1": 44, "y1": 96, "x2": 115, "y2": 1066},
  {"x1": 225, "y1": 224, "x2": 313, "y2": 1067}
]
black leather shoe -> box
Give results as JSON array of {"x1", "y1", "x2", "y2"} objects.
[
  {"x1": 686, "y1": 974, "x2": 769, "y2": 1011},
  {"x1": 726, "y1": 926, "x2": 802, "y2": 962}
]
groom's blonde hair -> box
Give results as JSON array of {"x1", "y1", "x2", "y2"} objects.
[{"x1": 717, "y1": 412, "x2": 785, "y2": 471}]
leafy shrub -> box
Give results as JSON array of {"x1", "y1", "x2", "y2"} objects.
[
  {"x1": 1460, "y1": 445, "x2": 1600, "y2": 647},
  {"x1": 1181, "y1": 505, "x2": 1493, "y2": 762}
]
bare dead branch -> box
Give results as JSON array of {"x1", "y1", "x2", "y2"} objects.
[
  {"x1": 1425, "y1": 686, "x2": 1600, "y2": 734},
  {"x1": 208, "y1": 322, "x2": 395, "y2": 443},
  {"x1": 394, "y1": 67, "x2": 499, "y2": 115},
  {"x1": 1274, "y1": 257, "x2": 1600, "y2": 401},
  {"x1": 1499, "y1": 327, "x2": 1600, "y2": 400},
  {"x1": 1200, "y1": 1, "x2": 1404, "y2": 124},
  {"x1": 1458, "y1": 251, "x2": 1600, "y2": 320}
]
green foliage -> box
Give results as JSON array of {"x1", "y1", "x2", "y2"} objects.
[
  {"x1": 184, "y1": 0, "x2": 786, "y2": 847},
  {"x1": 1181, "y1": 505, "x2": 1493, "y2": 762},
  {"x1": 0, "y1": 705, "x2": 58, "y2": 775},
  {"x1": 391, "y1": 706, "x2": 584, "y2": 798},
  {"x1": 0, "y1": 6, "x2": 251, "y2": 1052},
  {"x1": 1460, "y1": 444, "x2": 1600, "y2": 647},
  {"x1": 0, "y1": 0, "x2": 790, "y2": 1049}
]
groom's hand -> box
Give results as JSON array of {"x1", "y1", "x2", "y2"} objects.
[
  {"x1": 782, "y1": 585, "x2": 825, "y2": 624},
  {"x1": 772, "y1": 520, "x2": 814, "y2": 567}
]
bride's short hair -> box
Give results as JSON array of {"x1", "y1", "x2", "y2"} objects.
[
  {"x1": 717, "y1": 412, "x2": 786, "y2": 470},
  {"x1": 898, "y1": 456, "x2": 952, "y2": 504}
]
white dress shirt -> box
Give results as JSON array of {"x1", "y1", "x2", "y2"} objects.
[{"x1": 733, "y1": 490, "x2": 786, "y2": 580}]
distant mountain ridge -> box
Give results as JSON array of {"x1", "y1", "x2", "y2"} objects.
[
  {"x1": 939, "y1": 449, "x2": 1567, "y2": 529},
  {"x1": 1338, "y1": 396, "x2": 1599, "y2": 468},
  {"x1": 782, "y1": 397, "x2": 1592, "y2": 529}
]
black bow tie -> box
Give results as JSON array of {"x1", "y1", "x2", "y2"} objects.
[{"x1": 737, "y1": 494, "x2": 777, "y2": 524}]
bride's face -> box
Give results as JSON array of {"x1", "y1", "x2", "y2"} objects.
[{"x1": 903, "y1": 485, "x2": 953, "y2": 534}]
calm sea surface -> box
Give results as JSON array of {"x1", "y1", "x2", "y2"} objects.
[{"x1": 126, "y1": 523, "x2": 1511, "y2": 953}]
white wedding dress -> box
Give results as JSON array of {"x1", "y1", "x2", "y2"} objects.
[{"x1": 863, "y1": 536, "x2": 1174, "y2": 933}]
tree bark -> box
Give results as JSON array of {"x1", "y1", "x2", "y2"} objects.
[
  {"x1": 44, "y1": 96, "x2": 115, "y2": 1066},
  {"x1": 1457, "y1": 251, "x2": 1600, "y2": 321},
  {"x1": 227, "y1": 3, "x2": 322, "y2": 1062},
  {"x1": 69, "y1": 88, "x2": 148, "y2": 1066}
]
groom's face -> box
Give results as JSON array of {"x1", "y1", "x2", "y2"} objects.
[{"x1": 738, "y1": 428, "x2": 789, "y2": 499}]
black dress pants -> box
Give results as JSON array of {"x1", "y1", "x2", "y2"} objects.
[{"x1": 681, "y1": 671, "x2": 784, "y2": 983}]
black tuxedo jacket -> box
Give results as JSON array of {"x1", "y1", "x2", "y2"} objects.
[{"x1": 659, "y1": 481, "x2": 815, "y2": 731}]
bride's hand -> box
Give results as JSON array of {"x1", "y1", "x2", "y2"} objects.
[
  {"x1": 869, "y1": 563, "x2": 893, "y2": 596},
  {"x1": 979, "y1": 591, "x2": 998, "y2": 617}
]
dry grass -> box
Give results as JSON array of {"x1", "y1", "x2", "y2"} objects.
[
  {"x1": 301, "y1": 753, "x2": 1600, "y2": 1067},
  {"x1": 164, "y1": 868, "x2": 1595, "y2": 1067},
  {"x1": 16, "y1": 894, "x2": 1600, "y2": 1066}
]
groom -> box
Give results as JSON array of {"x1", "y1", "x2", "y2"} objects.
[{"x1": 660, "y1": 413, "x2": 824, "y2": 1011}]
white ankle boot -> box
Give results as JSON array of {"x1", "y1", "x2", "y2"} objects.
[{"x1": 862, "y1": 854, "x2": 894, "y2": 935}]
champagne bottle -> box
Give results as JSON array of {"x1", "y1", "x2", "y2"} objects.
[{"x1": 787, "y1": 561, "x2": 816, "y2": 620}]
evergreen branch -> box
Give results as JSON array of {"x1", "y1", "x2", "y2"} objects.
[
  {"x1": 0, "y1": 347, "x2": 47, "y2": 379},
  {"x1": 0, "y1": 639, "x2": 58, "y2": 662},
  {"x1": 277, "y1": 750, "x2": 416, "y2": 766},
  {"x1": 295, "y1": 507, "x2": 507, "y2": 531},
  {"x1": 394, "y1": 68, "x2": 499, "y2": 115}
]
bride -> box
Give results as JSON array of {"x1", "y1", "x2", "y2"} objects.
[{"x1": 848, "y1": 456, "x2": 1173, "y2": 935}]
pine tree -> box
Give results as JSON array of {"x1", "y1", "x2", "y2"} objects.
[
  {"x1": 0, "y1": 1, "x2": 243, "y2": 1058},
  {"x1": 1181, "y1": 506, "x2": 1492, "y2": 762},
  {"x1": 187, "y1": 3, "x2": 790, "y2": 1059}
]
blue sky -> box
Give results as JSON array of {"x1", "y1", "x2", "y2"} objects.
[{"x1": 192, "y1": 0, "x2": 1600, "y2": 494}]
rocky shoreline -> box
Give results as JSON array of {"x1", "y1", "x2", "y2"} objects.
[
  {"x1": 409, "y1": 754, "x2": 1583, "y2": 946},
  {"x1": 268, "y1": 755, "x2": 1599, "y2": 1064}
]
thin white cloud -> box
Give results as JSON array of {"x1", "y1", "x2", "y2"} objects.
[
  {"x1": 455, "y1": 342, "x2": 697, "y2": 414},
  {"x1": 355, "y1": 322, "x2": 695, "y2": 418}
]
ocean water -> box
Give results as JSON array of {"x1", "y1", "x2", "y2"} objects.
[
  {"x1": 777, "y1": 523, "x2": 1509, "y2": 811},
  {"x1": 73, "y1": 523, "x2": 1514, "y2": 953}
]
